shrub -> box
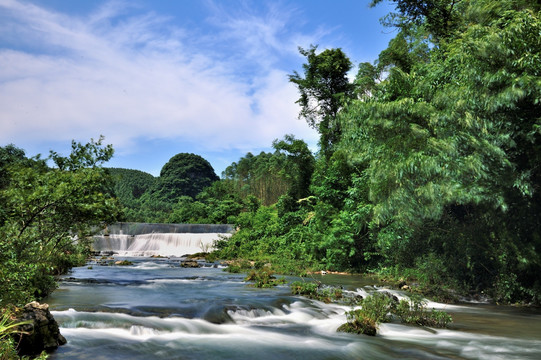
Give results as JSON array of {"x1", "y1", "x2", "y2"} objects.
[
  {"x1": 337, "y1": 293, "x2": 392, "y2": 336},
  {"x1": 290, "y1": 281, "x2": 319, "y2": 297},
  {"x1": 225, "y1": 259, "x2": 253, "y2": 273},
  {"x1": 338, "y1": 292, "x2": 452, "y2": 336},
  {"x1": 290, "y1": 282, "x2": 346, "y2": 303},
  {"x1": 394, "y1": 295, "x2": 452, "y2": 328},
  {"x1": 337, "y1": 312, "x2": 377, "y2": 336},
  {"x1": 244, "y1": 268, "x2": 286, "y2": 288}
]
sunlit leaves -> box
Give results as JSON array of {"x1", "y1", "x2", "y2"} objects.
[{"x1": 0, "y1": 139, "x2": 121, "y2": 306}]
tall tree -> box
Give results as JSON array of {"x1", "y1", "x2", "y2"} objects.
[
  {"x1": 272, "y1": 134, "x2": 315, "y2": 200},
  {"x1": 289, "y1": 45, "x2": 354, "y2": 158},
  {"x1": 371, "y1": 0, "x2": 464, "y2": 41},
  {"x1": 223, "y1": 151, "x2": 289, "y2": 206}
]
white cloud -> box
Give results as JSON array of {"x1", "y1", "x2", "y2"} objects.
[{"x1": 0, "y1": 0, "x2": 318, "y2": 157}]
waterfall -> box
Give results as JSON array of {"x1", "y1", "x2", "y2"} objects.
[{"x1": 92, "y1": 223, "x2": 233, "y2": 257}]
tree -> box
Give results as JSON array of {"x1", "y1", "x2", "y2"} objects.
[
  {"x1": 106, "y1": 168, "x2": 157, "y2": 221},
  {"x1": 0, "y1": 138, "x2": 121, "y2": 306},
  {"x1": 154, "y1": 153, "x2": 219, "y2": 201},
  {"x1": 272, "y1": 134, "x2": 315, "y2": 200},
  {"x1": 0, "y1": 144, "x2": 28, "y2": 190},
  {"x1": 370, "y1": 0, "x2": 464, "y2": 41},
  {"x1": 223, "y1": 151, "x2": 290, "y2": 205},
  {"x1": 107, "y1": 168, "x2": 156, "y2": 201},
  {"x1": 340, "y1": 0, "x2": 541, "y2": 301},
  {"x1": 289, "y1": 45, "x2": 354, "y2": 158}
]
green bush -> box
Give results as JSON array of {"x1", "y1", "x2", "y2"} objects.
[
  {"x1": 225, "y1": 259, "x2": 253, "y2": 273},
  {"x1": 290, "y1": 281, "x2": 347, "y2": 304},
  {"x1": 244, "y1": 268, "x2": 286, "y2": 288},
  {"x1": 394, "y1": 295, "x2": 452, "y2": 328},
  {"x1": 0, "y1": 338, "x2": 20, "y2": 360},
  {"x1": 356, "y1": 293, "x2": 394, "y2": 325},
  {"x1": 338, "y1": 292, "x2": 452, "y2": 336},
  {"x1": 337, "y1": 313, "x2": 377, "y2": 336},
  {"x1": 290, "y1": 281, "x2": 319, "y2": 297}
]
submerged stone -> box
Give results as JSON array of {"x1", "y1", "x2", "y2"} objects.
[{"x1": 181, "y1": 260, "x2": 201, "y2": 268}]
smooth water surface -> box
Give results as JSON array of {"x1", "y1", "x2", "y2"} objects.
[{"x1": 46, "y1": 257, "x2": 541, "y2": 360}]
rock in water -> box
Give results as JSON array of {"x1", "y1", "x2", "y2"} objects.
[
  {"x1": 15, "y1": 302, "x2": 67, "y2": 356},
  {"x1": 180, "y1": 260, "x2": 200, "y2": 268}
]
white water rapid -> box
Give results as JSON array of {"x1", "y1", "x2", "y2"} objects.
[
  {"x1": 46, "y1": 262, "x2": 541, "y2": 360},
  {"x1": 92, "y1": 222, "x2": 233, "y2": 257},
  {"x1": 93, "y1": 233, "x2": 230, "y2": 257}
]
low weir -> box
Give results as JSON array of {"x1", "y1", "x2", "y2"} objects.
[{"x1": 92, "y1": 222, "x2": 234, "y2": 257}]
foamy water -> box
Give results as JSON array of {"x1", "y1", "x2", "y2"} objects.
[
  {"x1": 47, "y1": 258, "x2": 541, "y2": 360},
  {"x1": 93, "y1": 233, "x2": 231, "y2": 257}
]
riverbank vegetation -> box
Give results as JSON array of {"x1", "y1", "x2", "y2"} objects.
[
  {"x1": 338, "y1": 292, "x2": 453, "y2": 336},
  {"x1": 0, "y1": 138, "x2": 121, "y2": 356}
]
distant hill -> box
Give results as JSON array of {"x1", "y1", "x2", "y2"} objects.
[{"x1": 106, "y1": 167, "x2": 156, "y2": 204}]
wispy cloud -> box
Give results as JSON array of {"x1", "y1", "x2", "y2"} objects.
[{"x1": 0, "y1": 0, "x2": 318, "y2": 157}]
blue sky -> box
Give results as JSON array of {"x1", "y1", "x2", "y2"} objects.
[{"x1": 0, "y1": 0, "x2": 396, "y2": 176}]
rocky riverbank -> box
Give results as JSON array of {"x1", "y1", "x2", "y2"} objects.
[{"x1": 14, "y1": 302, "x2": 66, "y2": 356}]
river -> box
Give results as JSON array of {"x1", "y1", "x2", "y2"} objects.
[{"x1": 46, "y1": 256, "x2": 541, "y2": 360}]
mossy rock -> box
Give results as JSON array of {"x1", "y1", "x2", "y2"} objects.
[
  {"x1": 337, "y1": 317, "x2": 377, "y2": 336},
  {"x1": 114, "y1": 260, "x2": 134, "y2": 266}
]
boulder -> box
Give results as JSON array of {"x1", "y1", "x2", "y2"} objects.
[
  {"x1": 180, "y1": 260, "x2": 200, "y2": 268},
  {"x1": 14, "y1": 302, "x2": 66, "y2": 356},
  {"x1": 114, "y1": 260, "x2": 134, "y2": 266}
]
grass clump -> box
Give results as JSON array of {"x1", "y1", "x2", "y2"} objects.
[
  {"x1": 290, "y1": 281, "x2": 319, "y2": 297},
  {"x1": 244, "y1": 267, "x2": 286, "y2": 288},
  {"x1": 394, "y1": 294, "x2": 453, "y2": 327},
  {"x1": 337, "y1": 310, "x2": 377, "y2": 336},
  {"x1": 225, "y1": 259, "x2": 253, "y2": 273},
  {"x1": 337, "y1": 293, "x2": 393, "y2": 336},
  {"x1": 0, "y1": 309, "x2": 47, "y2": 360},
  {"x1": 338, "y1": 292, "x2": 452, "y2": 336},
  {"x1": 290, "y1": 281, "x2": 346, "y2": 304}
]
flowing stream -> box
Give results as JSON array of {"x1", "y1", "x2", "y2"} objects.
[{"x1": 45, "y1": 232, "x2": 541, "y2": 359}]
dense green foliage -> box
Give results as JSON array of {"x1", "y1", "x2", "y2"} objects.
[
  {"x1": 0, "y1": 138, "x2": 121, "y2": 307},
  {"x1": 341, "y1": 0, "x2": 541, "y2": 303},
  {"x1": 289, "y1": 46, "x2": 354, "y2": 158},
  {"x1": 223, "y1": 151, "x2": 290, "y2": 206},
  {"x1": 166, "y1": 136, "x2": 314, "y2": 225},
  {"x1": 105, "y1": 137, "x2": 314, "y2": 225},
  {"x1": 106, "y1": 153, "x2": 224, "y2": 223},
  {"x1": 214, "y1": 0, "x2": 541, "y2": 304},
  {"x1": 155, "y1": 153, "x2": 219, "y2": 200},
  {"x1": 222, "y1": 135, "x2": 314, "y2": 206},
  {"x1": 105, "y1": 168, "x2": 157, "y2": 221}
]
